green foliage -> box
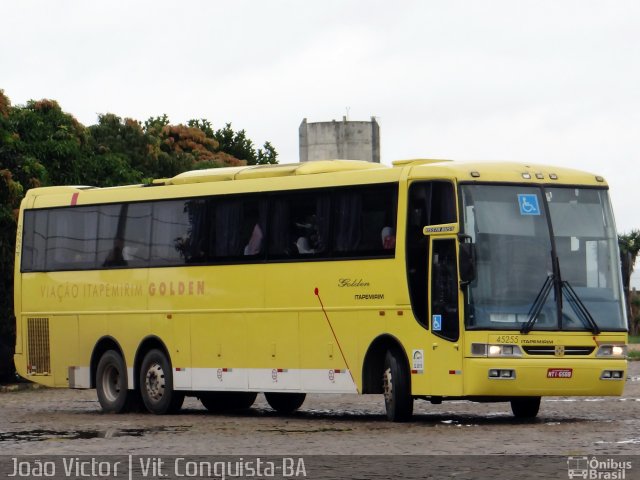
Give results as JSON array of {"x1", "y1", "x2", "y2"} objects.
[
  {"x1": 10, "y1": 99, "x2": 89, "y2": 186},
  {"x1": 619, "y1": 230, "x2": 640, "y2": 273},
  {"x1": 0, "y1": 89, "x2": 279, "y2": 381},
  {"x1": 257, "y1": 141, "x2": 278, "y2": 165},
  {"x1": 0, "y1": 170, "x2": 21, "y2": 381},
  {"x1": 211, "y1": 123, "x2": 277, "y2": 165},
  {"x1": 628, "y1": 350, "x2": 640, "y2": 361},
  {"x1": 619, "y1": 231, "x2": 640, "y2": 335},
  {"x1": 187, "y1": 119, "x2": 214, "y2": 138}
]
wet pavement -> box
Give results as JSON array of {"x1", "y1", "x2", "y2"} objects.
[{"x1": 0, "y1": 362, "x2": 638, "y2": 456}]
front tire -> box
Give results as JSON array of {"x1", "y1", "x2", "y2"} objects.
[
  {"x1": 264, "y1": 392, "x2": 306, "y2": 414},
  {"x1": 200, "y1": 392, "x2": 257, "y2": 412},
  {"x1": 510, "y1": 396, "x2": 541, "y2": 419},
  {"x1": 96, "y1": 350, "x2": 130, "y2": 413},
  {"x1": 382, "y1": 350, "x2": 413, "y2": 422},
  {"x1": 139, "y1": 349, "x2": 184, "y2": 414}
]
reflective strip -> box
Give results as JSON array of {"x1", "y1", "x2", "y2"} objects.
[{"x1": 73, "y1": 366, "x2": 359, "y2": 393}]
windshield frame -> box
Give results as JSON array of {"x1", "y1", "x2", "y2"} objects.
[{"x1": 458, "y1": 181, "x2": 627, "y2": 333}]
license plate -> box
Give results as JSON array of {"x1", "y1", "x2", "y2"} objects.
[{"x1": 547, "y1": 368, "x2": 573, "y2": 379}]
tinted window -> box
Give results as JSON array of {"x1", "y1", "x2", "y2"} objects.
[
  {"x1": 269, "y1": 192, "x2": 330, "y2": 258},
  {"x1": 213, "y1": 196, "x2": 266, "y2": 260},
  {"x1": 99, "y1": 203, "x2": 152, "y2": 268},
  {"x1": 122, "y1": 203, "x2": 152, "y2": 267},
  {"x1": 333, "y1": 185, "x2": 397, "y2": 256},
  {"x1": 151, "y1": 200, "x2": 193, "y2": 266},
  {"x1": 45, "y1": 206, "x2": 99, "y2": 271},
  {"x1": 20, "y1": 183, "x2": 398, "y2": 272},
  {"x1": 21, "y1": 210, "x2": 47, "y2": 272}
]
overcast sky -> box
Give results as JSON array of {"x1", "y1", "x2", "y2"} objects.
[{"x1": 2, "y1": 1, "x2": 639, "y2": 285}]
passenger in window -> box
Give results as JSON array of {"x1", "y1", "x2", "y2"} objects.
[
  {"x1": 381, "y1": 226, "x2": 396, "y2": 250},
  {"x1": 103, "y1": 237, "x2": 128, "y2": 267},
  {"x1": 296, "y1": 236, "x2": 314, "y2": 254},
  {"x1": 244, "y1": 224, "x2": 263, "y2": 255},
  {"x1": 295, "y1": 215, "x2": 319, "y2": 254}
]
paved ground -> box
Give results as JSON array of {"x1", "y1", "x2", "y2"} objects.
[{"x1": 0, "y1": 362, "x2": 638, "y2": 457}]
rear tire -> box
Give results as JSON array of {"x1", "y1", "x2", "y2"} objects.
[
  {"x1": 139, "y1": 349, "x2": 184, "y2": 414},
  {"x1": 200, "y1": 392, "x2": 257, "y2": 412},
  {"x1": 510, "y1": 396, "x2": 541, "y2": 419},
  {"x1": 96, "y1": 350, "x2": 130, "y2": 413},
  {"x1": 382, "y1": 350, "x2": 413, "y2": 422},
  {"x1": 264, "y1": 392, "x2": 306, "y2": 414}
]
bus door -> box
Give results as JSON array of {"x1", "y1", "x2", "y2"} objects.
[{"x1": 427, "y1": 232, "x2": 464, "y2": 396}]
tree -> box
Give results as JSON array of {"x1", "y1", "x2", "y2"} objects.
[
  {"x1": 619, "y1": 230, "x2": 640, "y2": 335},
  {"x1": 87, "y1": 114, "x2": 147, "y2": 186},
  {"x1": 256, "y1": 141, "x2": 278, "y2": 165},
  {"x1": 210, "y1": 123, "x2": 277, "y2": 165},
  {"x1": 0, "y1": 169, "x2": 22, "y2": 381},
  {"x1": 0, "y1": 89, "x2": 279, "y2": 381},
  {"x1": 10, "y1": 99, "x2": 89, "y2": 186},
  {"x1": 0, "y1": 91, "x2": 22, "y2": 381}
]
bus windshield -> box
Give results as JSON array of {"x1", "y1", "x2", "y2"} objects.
[{"x1": 460, "y1": 184, "x2": 626, "y2": 332}]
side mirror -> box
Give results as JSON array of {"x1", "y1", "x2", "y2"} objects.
[{"x1": 458, "y1": 235, "x2": 476, "y2": 286}]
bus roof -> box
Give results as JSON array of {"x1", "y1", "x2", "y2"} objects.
[
  {"x1": 22, "y1": 159, "x2": 608, "y2": 206},
  {"x1": 166, "y1": 159, "x2": 386, "y2": 185},
  {"x1": 408, "y1": 160, "x2": 607, "y2": 187}
]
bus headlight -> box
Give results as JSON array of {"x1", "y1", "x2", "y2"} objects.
[
  {"x1": 471, "y1": 343, "x2": 523, "y2": 357},
  {"x1": 596, "y1": 345, "x2": 627, "y2": 358}
]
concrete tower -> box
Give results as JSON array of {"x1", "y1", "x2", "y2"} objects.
[{"x1": 299, "y1": 116, "x2": 380, "y2": 163}]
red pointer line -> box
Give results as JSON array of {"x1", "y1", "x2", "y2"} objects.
[{"x1": 314, "y1": 287, "x2": 355, "y2": 384}]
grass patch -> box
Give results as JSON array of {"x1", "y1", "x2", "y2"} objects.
[
  {"x1": 629, "y1": 350, "x2": 640, "y2": 361},
  {"x1": 629, "y1": 335, "x2": 640, "y2": 344}
]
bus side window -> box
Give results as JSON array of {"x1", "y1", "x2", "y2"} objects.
[
  {"x1": 333, "y1": 184, "x2": 397, "y2": 257},
  {"x1": 241, "y1": 198, "x2": 267, "y2": 258},
  {"x1": 150, "y1": 200, "x2": 192, "y2": 266},
  {"x1": 268, "y1": 192, "x2": 330, "y2": 258},
  {"x1": 214, "y1": 196, "x2": 266, "y2": 260},
  {"x1": 21, "y1": 210, "x2": 47, "y2": 272},
  {"x1": 45, "y1": 206, "x2": 98, "y2": 271},
  {"x1": 123, "y1": 203, "x2": 152, "y2": 267},
  {"x1": 99, "y1": 204, "x2": 127, "y2": 268}
]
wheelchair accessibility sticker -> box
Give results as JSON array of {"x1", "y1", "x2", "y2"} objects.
[
  {"x1": 517, "y1": 194, "x2": 541, "y2": 216},
  {"x1": 432, "y1": 315, "x2": 442, "y2": 331}
]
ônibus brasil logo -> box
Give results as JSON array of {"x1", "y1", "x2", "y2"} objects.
[{"x1": 567, "y1": 456, "x2": 632, "y2": 479}]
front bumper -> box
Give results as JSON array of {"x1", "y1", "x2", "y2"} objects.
[{"x1": 463, "y1": 358, "x2": 627, "y2": 397}]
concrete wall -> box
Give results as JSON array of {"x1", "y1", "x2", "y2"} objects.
[{"x1": 299, "y1": 117, "x2": 380, "y2": 163}]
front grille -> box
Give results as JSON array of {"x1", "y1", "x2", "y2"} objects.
[
  {"x1": 523, "y1": 346, "x2": 595, "y2": 356},
  {"x1": 27, "y1": 317, "x2": 50, "y2": 374}
]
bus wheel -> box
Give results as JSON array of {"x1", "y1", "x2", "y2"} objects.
[
  {"x1": 139, "y1": 349, "x2": 184, "y2": 415},
  {"x1": 200, "y1": 392, "x2": 258, "y2": 412},
  {"x1": 382, "y1": 350, "x2": 413, "y2": 422},
  {"x1": 510, "y1": 397, "x2": 541, "y2": 419},
  {"x1": 264, "y1": 392, "x2": 306, "y2": 414},
  {"x1": 96, "y1": 350, "x2": 130, "y2": 413}
]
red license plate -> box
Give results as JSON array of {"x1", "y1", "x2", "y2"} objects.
[{"x1": 547, "y1": 368, "x2": 573, "y2": 378}]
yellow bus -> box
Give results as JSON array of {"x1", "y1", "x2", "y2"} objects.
[{"x1": 14, "y1": 159, "x2": 628, "y2": 421}]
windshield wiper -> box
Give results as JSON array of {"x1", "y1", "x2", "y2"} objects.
[
  {"x1": 561, "y1": 281, "x2": 601, "y2": 335},
  {"x1": 521, "y1": 274, "x2": 554, "y2": 334}
]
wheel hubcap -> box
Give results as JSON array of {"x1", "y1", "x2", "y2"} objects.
[
  {"x1": 102, "y1": 365, "x2": 121, "y2": 402},
  {"x1": 145, "y1": 363, "x2": 165, "y2": 402}
]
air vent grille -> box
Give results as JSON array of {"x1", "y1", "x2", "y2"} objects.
[
  {"x1": 27, "y1": 317, "x2": 50, "y2": 374},
  {"x1": 522, "y1": 346, "x2": 595, "y2": 356}
]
